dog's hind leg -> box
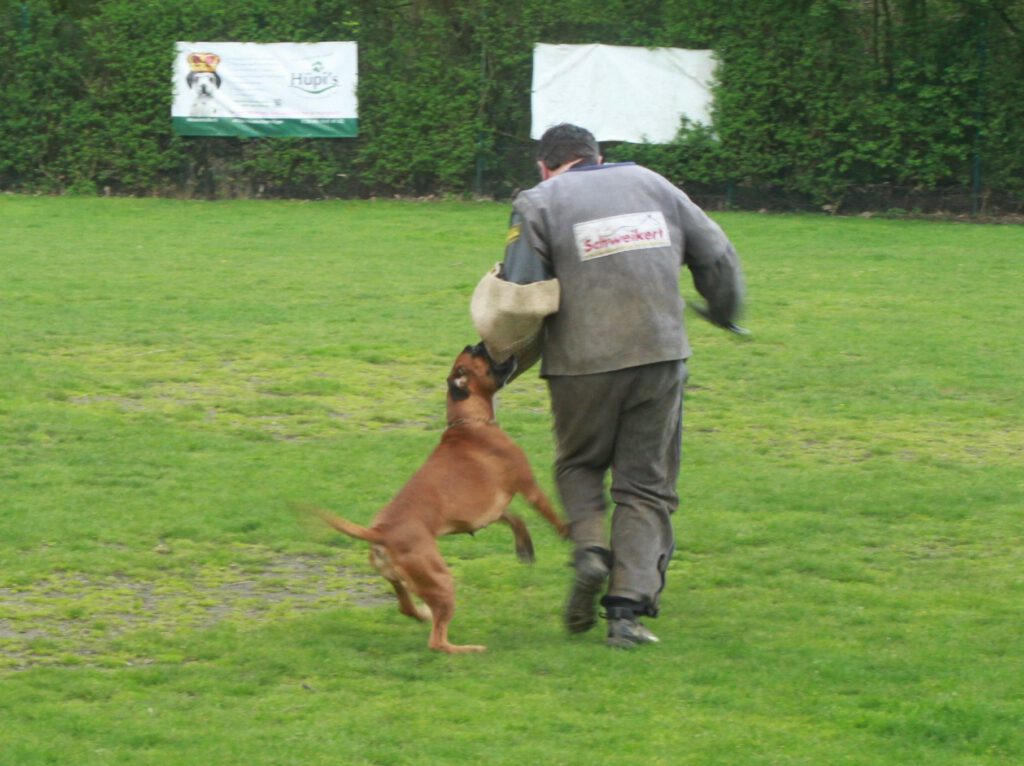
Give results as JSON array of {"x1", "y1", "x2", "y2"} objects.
[
  {"x1": 499, "y1": 512, "x2": 535, "y2": 563},
  {"x1": 370, "y1": 545, "x2": 430, "y2": 622},
  {"x1": 397, "y1": 545, "x2": 485, "y2": 653}
]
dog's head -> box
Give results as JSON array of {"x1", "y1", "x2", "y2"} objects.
[
  {"x1": 187, "y1": 71, "x2": 222, "y2": 98},
  {"x1": 447, "y1": 343, "x2": 517, "y2": 403}
]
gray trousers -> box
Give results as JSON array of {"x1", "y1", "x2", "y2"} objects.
[{"x1": 547, "y1": 359, "x2": 686, "y2": 615}]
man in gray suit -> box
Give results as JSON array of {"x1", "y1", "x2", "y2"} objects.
[{"x1": 486, "y1": 123, "x2": 745, "y2": 647}]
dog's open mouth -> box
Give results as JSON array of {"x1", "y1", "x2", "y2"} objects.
[{"x1": 466, "y1": 343, "x2": 517, "y2": 388}]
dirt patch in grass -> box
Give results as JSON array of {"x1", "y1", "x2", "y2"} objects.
[{"x1": 0, "y1": 550, "x2": 387, "y2": 671}]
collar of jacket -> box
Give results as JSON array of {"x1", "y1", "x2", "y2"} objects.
[{"x1": 567, "y1": 161, "x2": 637, "y2": 173}]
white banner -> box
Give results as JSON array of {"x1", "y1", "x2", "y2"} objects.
[
  {"x1": 172, "y1": 42, "x2": 358, "y2": 138},
  {"x1": 531, "y1": 43, "x2": 716, "y2": 143}
]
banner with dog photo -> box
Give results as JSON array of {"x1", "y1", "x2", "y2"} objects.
[{"x1": 172, "y1": 41, "x2": 358, "y2": 138}]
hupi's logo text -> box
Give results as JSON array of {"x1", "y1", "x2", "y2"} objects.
[{"x1": 290, "y1": 61, "x2": 339, "y2": 95}]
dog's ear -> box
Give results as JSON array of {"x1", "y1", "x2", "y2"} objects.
[{"x1": 447, "y1": 367, "x2": 471, "y2": 401}]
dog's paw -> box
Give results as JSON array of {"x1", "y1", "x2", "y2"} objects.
[{"x1": 435, "y1": 643, "x2": 487, "y2": 653}]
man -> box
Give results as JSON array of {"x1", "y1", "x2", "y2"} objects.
[{"x1": 484, "y1": 123, "x2": 745, "y2": 648}]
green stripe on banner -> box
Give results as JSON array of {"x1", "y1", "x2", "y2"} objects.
[{"x1": 173, "y1": 117, "x2": 358, "y2": 138}]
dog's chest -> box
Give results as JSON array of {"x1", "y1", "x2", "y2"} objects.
[{"x1": 432, "y1": 485, "x2": 514, "y2": 536}]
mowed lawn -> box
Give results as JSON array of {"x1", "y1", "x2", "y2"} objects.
[{"x1": 0, "y1": 195, "x2": 1021, "y2": 765}]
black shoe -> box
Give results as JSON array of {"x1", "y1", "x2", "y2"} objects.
[
  {"x1": 564, "y1": 547, "x2": 611, "y2": 634},
  {"x1": 605, "y1": 617, "x2": 660, "y2": 649}
]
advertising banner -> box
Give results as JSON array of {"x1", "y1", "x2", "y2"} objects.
[
  {"x1": 172, "y1": 42, "x2": 358, "y2": 138},
  {"x1": 531, "y1": 43, "x2": 716, "y2": 143}
]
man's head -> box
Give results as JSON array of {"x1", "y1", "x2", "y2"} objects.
[{"x1": 536, "y1": 124, "x2": 601, "y2": 178}]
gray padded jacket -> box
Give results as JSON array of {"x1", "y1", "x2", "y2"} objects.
[{"x1": 504, "y1": 162, "x2": 744, "y2": 377}]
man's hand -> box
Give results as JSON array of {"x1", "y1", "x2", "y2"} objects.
[{"x1": 688, "y1": 301, "x2": 751, "y2": 336}]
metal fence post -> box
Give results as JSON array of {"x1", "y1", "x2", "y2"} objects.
[{"x1": 972, "y1": 7, "x2": 988, "y2": 216}]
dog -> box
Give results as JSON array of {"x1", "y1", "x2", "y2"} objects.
[
  {"x1": 313, "y1": 343, "x2": 568, "y2": 653},
  {"x1": 187, "y1": 71, "x2": 221, "y2": 117}
]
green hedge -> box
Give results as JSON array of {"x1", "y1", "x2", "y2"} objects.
[{"x1": 1, "y1": 0, "x2": 1021, "y2": 211}]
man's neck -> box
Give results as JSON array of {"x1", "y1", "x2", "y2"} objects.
[{"x1": 539, "y1": 156, "x2": 603, "y2": 181}]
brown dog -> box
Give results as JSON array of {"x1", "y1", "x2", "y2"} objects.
[{"x1": 315, "y1": 344, "x2": 568, "y2": 653}]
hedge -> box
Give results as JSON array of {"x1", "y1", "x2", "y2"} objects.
[{"x1": 2, "y1": 0, "x2": 1022, "y2": 212}]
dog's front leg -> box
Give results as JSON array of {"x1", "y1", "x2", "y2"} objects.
[
  {"x1": 520, "y1": 482, "x2": 570, "y2": 538},
  {"x1": 499, "y1": 512, "x2": 536, "y2": 563}
]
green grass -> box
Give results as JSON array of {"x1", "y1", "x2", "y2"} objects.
[{"x1": 1, "y1": 195, "x2": 1021, "y2": 765}]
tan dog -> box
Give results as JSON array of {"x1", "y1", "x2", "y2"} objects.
[{"x1": 315, "y1": 344, "x2": 568, "y2": 653}]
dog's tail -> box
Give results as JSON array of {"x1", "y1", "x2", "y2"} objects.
[{"x1": 299, "y1": 504, "x2": 385, "y2": 544}]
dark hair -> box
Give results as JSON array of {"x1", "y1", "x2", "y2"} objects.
[{"x1": 536, "y1": 124, "x2": 600, "y2": 170}]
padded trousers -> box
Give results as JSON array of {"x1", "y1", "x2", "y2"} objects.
[{"x1": 547, "y1": 359, "x2": 686, "y2": 615}]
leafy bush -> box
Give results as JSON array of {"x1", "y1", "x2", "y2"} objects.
[
  {"x1": 0, "y1": 0, "x2": 84, "y2": 191},
  {"x1": 0, "y1": 0, "x2": 1020, "y2": 210}
]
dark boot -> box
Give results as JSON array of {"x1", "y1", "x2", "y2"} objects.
[
  {"x1": 604, "y1": 605, "x2": 659, "y2": 648},
  {"x1": 564, "y1": 547, "x2": 611, "y2": 634}
]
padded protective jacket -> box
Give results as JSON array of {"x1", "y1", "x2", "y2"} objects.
[{"x1": 506, "y1": 162, "x2": 744, "y2": 376}]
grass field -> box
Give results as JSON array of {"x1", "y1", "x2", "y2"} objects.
[{"x1": 1, "y1": 195, "x2": 1021, "y2": 765}]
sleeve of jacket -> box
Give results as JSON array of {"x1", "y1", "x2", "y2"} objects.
[
  {"x1": 676, "y1": 192, "x2": 745, "y2": 327},
  {"x1": 469, "y1": 195, "x2": 560, "y2": 374},
  {"x1": 501, "y1": 196, "x2": 553, "y2": 284}
]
